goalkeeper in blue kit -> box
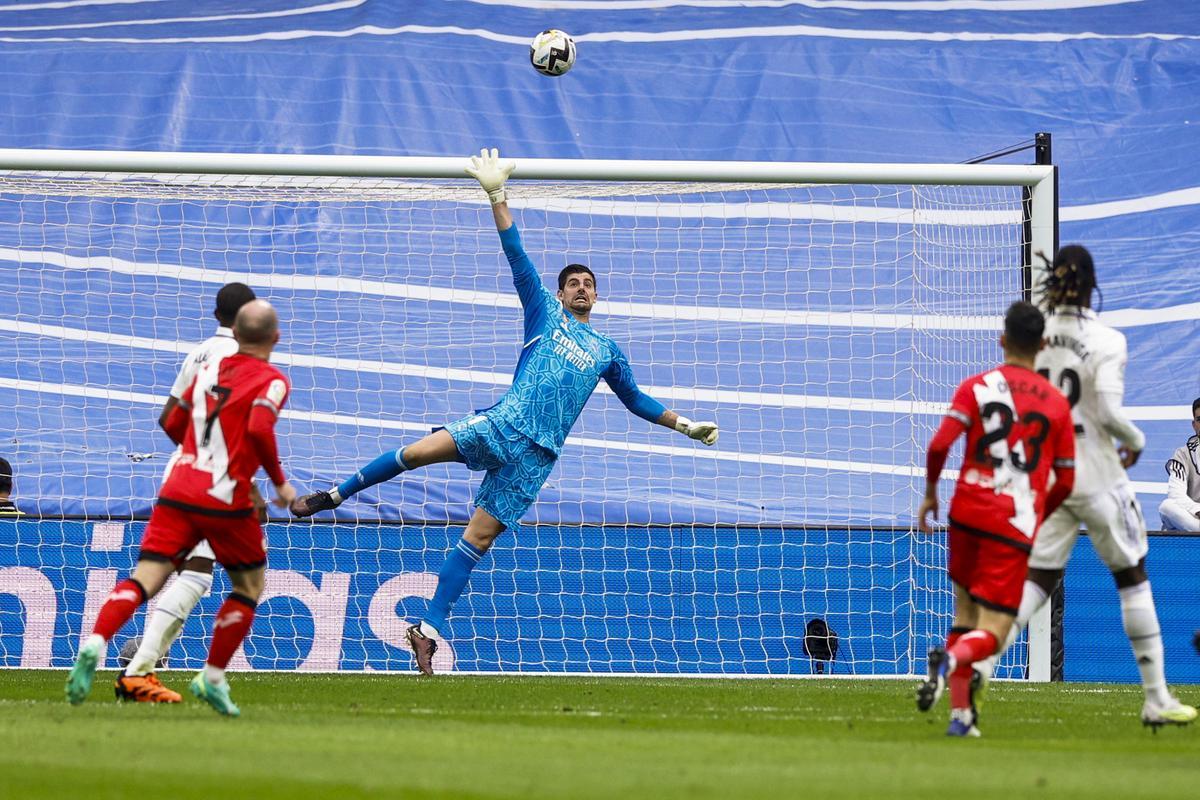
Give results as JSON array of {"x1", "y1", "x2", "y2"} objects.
[{"x1": 290, "y1": 148, "x2": 719, "y2": 674}]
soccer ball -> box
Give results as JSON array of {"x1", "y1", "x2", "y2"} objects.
[
  {"x1": 530, "y1": 29, "x2": 576, "y2": 77},
  {"x1": 117, "y1": 636, "x2": 166, "y2": 669}
]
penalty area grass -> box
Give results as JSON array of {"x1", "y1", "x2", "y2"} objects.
[{"x1": 0, "y1": 671, "x2": 1195, "y2": 800}]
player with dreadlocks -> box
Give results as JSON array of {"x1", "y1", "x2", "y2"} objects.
[{"x1": 978, "y1": 245, "x2": 1196, "y2": 729}]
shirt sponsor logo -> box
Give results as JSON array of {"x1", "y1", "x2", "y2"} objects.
[{"x1": 550, "y1": 328, "x2": 597, "y2": 371}]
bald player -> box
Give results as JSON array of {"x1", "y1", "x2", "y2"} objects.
[
  {"x1": 66, "y1": 300, "x2": 296, "y2": 716},
  {"x1": 117, "y1": 282, "x2": 258, "y2": 704}
]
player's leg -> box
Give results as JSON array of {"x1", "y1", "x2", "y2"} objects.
[
  {"x1": 291, "y1": 428, "x2": 461, "y2": 517},
  {"x1": 1157, "y1": 497, "x2": 1200, "y2": 532},
  {"x1": 189, "y1": 515, "x2": 268, "y2": 716},
  {"x1": 407, "y1": 436, "x2": 555, "y2": 675},
  {"x1": 1087, "y1": 488, "x2": 1196, "y2": 726},
  {"x1": 423, "y1": 506, "x2": 506, "y2": 635},
  {"x1": 117, "y1": 543, "x2": 215, "y2": 703},
  {"x1": 976, "y1": 505, "x2": 1079, "y2": 680},
  {"x1": 943, "y1": 604, "x2": 1012, "y2": 737},
  {"x1": 919, "y1": 579, "x2": 977, "y2": 714},
  {"x1": 407, "y1": 506, "x2": 506, "y2": 676},
  {"x1": 66, "y1": 557, "x2": 176, "y2": 705},
  {"x1": 936, "y1": 530, "x2": 1027, "y2": 736},
  {"x1": 190, "y1": 565, "x2": 263, "y2": 717},
  {"x1": 66, "y1": 504, "x2": 198, "y2": 704}
]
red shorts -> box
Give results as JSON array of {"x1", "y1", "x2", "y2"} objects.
[
  {"x1": 140, "y1": 500, "x2": 267, "y2": 571},
  {"x1": 947, "y1": 523, "x2": 1030, "y2": 615}
]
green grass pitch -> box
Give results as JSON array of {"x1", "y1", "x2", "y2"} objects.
[{"x1": 0, "y1": 671, "x2": 1195, "y2": 799}]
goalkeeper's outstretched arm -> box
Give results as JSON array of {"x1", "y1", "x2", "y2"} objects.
[
  {"x1": 466, "y1": 147, "x2": 557, "y2": 335},
  {"x1": 604, "y1": 351, "x2": 718, "y2": 446},
  {"x1": 467, "y1": 147, "x2": 516, "y2": 233}
]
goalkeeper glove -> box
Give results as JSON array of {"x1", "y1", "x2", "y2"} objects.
[
  {"x1": 675, "y1": 416, "x2": 719, "y2": 446},
  {"x1": 466, "y1": 147, "x2": 515, "y2": 205}
]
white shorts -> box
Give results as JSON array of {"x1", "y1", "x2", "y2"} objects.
[
  {"x1": 1030, "y1": 482, "x2": 1149, "y2": 572},
  {"x1": 184, "y1": 539, "x2": 215, "y2": 561}
]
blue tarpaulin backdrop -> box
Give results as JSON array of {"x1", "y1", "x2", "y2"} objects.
[{"x1": 0, "y1": 1, "x2": 1198, "y2": 677}]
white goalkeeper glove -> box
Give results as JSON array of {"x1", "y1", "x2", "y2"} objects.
[
  {"x1": 465, "y1": 147, "x2": 515, "y2": 205},
  {"x1": 675, "y1": 416, "x2": 719, "y2": 446}
]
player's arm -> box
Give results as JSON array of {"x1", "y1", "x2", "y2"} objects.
[
  {"x1": 1093, "y1": 340, "x2": 1145, "y2": 467},
  {"x1": 918, "y1": 412, "x2": 969, "y2": 533},
  {"x1": 159, "y1": 351, "x2": 198, "y2": 434},
  {"x1": 919, "y1": 380, "x2": 974, "y2": 532},
  {"x1": 161, "y1": 376, "x2": 196, "y2": 445},
  {"x1": 247, "y1": 378, "x2": 296, "y2": 508},
  {"x1": 249, "y1": 483, "x2": 268, "y2": 523},
  {"x1": 602, "y1": 351, "x2": 718, "y2": 445},
  {"x1": 1043, "y1": 405, "x2": 1077, "y2": 519},
  {"x1": 466, "y1": 147, "x2": 555, "y2": 329},
  {"x1": 1096, "y1": 389, "x2": 1145, "y2": 467},
  {"x1": 158, "y1": 396, "x2": 180, "y2": 433}
]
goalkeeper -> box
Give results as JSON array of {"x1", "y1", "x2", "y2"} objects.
[{"x1": 291, "y1": 148, "x2": 719, "y2": 674}]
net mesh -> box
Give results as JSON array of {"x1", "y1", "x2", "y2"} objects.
[{"x1": 0, "y1": 169, "x2": 1031, "y2": 676}]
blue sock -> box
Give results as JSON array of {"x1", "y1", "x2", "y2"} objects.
[
  {"x1": 336, "y1": 449, "x2": 409, "y2": 500},
  {"x1": 422, "y1": 538, "x2": 486, "y2": 633}
]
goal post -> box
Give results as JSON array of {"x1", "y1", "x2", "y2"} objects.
[{"x1": 0, "y1": 149, "x2": 1056, "y2": 677}]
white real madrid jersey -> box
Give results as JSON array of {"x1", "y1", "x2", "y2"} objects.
[
  {"x1": 1035, "y1": 306, "x2": 1139, "y2": 494},
  {"x1": 170, "y1": 327, "x2": 239, "y2": 400}
]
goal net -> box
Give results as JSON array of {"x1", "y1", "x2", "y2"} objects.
[{"x1": 0, "y1": 153, "x2": 1054, "y2": 676}]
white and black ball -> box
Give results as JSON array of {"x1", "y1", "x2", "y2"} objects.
[{"x1": 530, "y1": 29, "x2": 576, "y2": 77}]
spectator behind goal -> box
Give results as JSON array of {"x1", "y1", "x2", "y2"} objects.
[
  {"x1": 0, "y1": 457, "x2": 21, "y2": 516},
  {"x1": 1158, "y1": 397, "x2": 1200, "y2": 532}
]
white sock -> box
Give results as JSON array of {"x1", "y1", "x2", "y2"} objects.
[
  {"x1": 419, "y1": 621, "x2": 439, "y2": 639},
  {"x1": 125, "y1": 570, "x2": 211, "y2": 676},
  {"x1": 329, "y1": 487, "x2": 343, "y2": 504},
  {"x1": 1015, "y1": 580, "x2": 1049, "y2": 631},
  {"x1": 83, "y1": 633, "x2": 106, "y2": 652},
  {"x1": 1119, "y1": 581, "x2": 1170, "y2": 705},
  {"x1": 977, "y1": 580, "x2": 1048, "y2": 679},
  {"x1": 204, "y1": 664, "x2": 227, "y2": 686}
]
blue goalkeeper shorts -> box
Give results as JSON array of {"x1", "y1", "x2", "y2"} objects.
[{"x1": 445, "y1": 413, "x2": 556, "y2": 530}]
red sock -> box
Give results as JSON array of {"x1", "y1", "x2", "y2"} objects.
[
  {"x1": 945, "y1": 626, "x2": 969, "y2": 650},
  {"x1": 947, "y1": 630, "x2": 998, "y2": 709},
  {"x1": 206, "y1": 594, "x2": 257, "y2": 669},
  {"x1": 92, "y1": 579, "x2": 147, "y2": 641}
]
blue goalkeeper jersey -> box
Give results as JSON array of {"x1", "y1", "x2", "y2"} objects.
[{"x1": 479, "y1": 223, "x2": 667, "y2": 457}]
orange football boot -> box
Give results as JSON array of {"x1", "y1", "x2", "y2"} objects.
[{"x1": 114, "y1": 673, "x2": 182, "y2": 703}]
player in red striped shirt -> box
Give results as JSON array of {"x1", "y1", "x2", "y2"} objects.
[
  {"x1": 65, "y1": 300, "x2": 296, "y2": 716},
  {"x1": 916, "y1": 301, "x2": 1075, "y2": 736}
]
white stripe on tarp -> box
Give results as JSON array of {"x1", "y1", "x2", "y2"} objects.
[
  {"x1": 0, "y1": 19, "x2": 1189, "y2": 45},
  {"x1": 0, "y1": 375, "x2": 938, "y2": 480},
  {"x1": 463, "y1": 0, "x2": 1139, "y2": 11},
  {"x1": 1060, "y1": 185, "x2": 1200, "y2": 223},
  {"x1": 1, "y1": 317, "x2": 1186, "y2": 421},
  {"x1": 0, "y1": 0, "x2": 167, "y2": 13},
  {"x1": 0, "y1": 316, "x2": 943, "y2": 414},
  {"x1": 0, "y1": 0, "x2": 364, "y2": 33},
  {"x1": 0, "y1": 246, "x2": 1003, "y2": 330},
  {"x1": 0, "y1": 375, "x2": 1172, "y2": 495},
  {"x1": 3, "y1": 245, "x2": 1196, "y2": 331}
]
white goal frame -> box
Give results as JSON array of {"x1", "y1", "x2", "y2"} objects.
[{"x1": 0, "y1": 148, "x2": 1057, "y2": 680}]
